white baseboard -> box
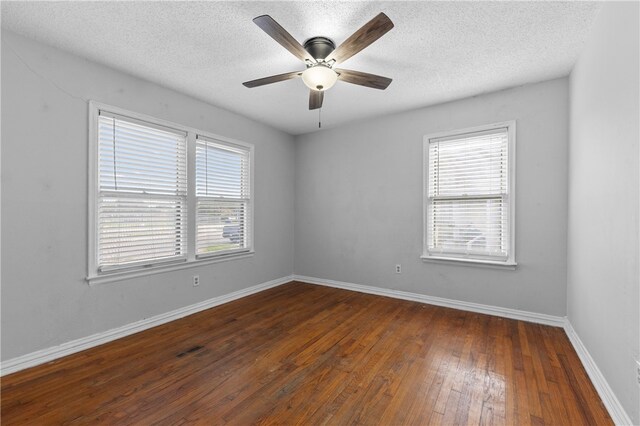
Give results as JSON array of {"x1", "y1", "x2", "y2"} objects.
[
  {"x1": 1, "y1": 275, "x2": 293, "y2": 377},
  {"x1": 292, "y1": 274, "x2": 566, "y2": 327},
  {"x1": 563, "y1": 321, "x2": 633, "y2": 426}
]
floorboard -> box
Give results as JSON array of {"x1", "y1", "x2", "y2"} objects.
[{"x1": 1, "y1": 282, "x2": 613, "y2": 425}]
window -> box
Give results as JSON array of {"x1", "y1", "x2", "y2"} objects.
[
  {"x1": 195, "y1": 136, "x2": 251, "y2": 256},
  {"x1": 88, "y1": 102, "x2": 254, "y2": 283},
  {"x1": 96, "y1": 112, "x2": 187, "y2": 271},
  {"x1": 422, "y1": 122, "x2": 516, "y2": 266}
]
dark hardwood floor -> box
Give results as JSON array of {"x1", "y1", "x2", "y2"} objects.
[{"x1": 1, "y1": 282, "x2": 612, "y2": 425}]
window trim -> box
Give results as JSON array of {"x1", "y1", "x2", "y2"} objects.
[
  {"x1": 87, "y1": 101, "x2": 254, "y2": 285},
  {"x1": 421, "y1": 121, "x2": 517, "y2": 268}
]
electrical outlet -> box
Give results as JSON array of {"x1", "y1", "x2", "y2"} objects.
[
  {"x1": 193, "y1": 275, "x2": 200, "y2": 287},
  {"x1": 395, "y1": 264, "x2": 401, "y2": 274}
]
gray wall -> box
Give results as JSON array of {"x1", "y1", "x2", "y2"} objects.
[
  {"x1": 1, "y1": 31, "x2": 295, "y2": 361},
  {"x1": 295, "y1": 78, "x2": 569, "y2": 316},
  {"x1": 567, "y1": 2, "x2": 640, "y2": 423}
]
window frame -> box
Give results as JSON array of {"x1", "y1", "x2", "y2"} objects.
[
  {"x1": 87, "y1": 101, "x2": 254, "y2": 285},
  {"x1": 421, "y1": 121, "x2": 517, "y2": 268}
]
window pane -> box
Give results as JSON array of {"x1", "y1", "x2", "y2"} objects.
[
  {"x1": 428, "y1": 197, "x2": 508, "y2": 258},
  {"x1": 195, "y1": 142, "x2": 250, "y2": 199},
  {"x1": 98, "y1": 115, "x2": 187, "y2": 196},
  {"x1": 428, "y1": 130, "x2": 508, "y2": 197},
  {"x1": 98, "y1": 197, "x2": 186, "y2": 268},
  {"x1": 196, "y1": 200, "x2": 247, "y2": 254}
]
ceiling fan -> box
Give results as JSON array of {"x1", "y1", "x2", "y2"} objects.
[{"x1": 242, "y1": 13, "x2": 394, "y2": 111}]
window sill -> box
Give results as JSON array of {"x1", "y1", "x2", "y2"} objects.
[
  {"x1": 420, "y1": 255, "x2": 517, "y2": 270},
  {"x1": 87, "y1": 251, "x2": 255, "y2": 286}
]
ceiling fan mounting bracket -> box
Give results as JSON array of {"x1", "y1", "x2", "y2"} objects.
[{"x1": 303, "y1": 36, "x2": 336, "y2": 61}]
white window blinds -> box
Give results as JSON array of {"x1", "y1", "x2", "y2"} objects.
[
  {"x1": 97, "y1": 112, "x2": 187, "y2": 271},
  {"x1": 195, "y1": 136, "x2": 251, "y2": 256},
  {"x1": 426, "y1": 127, "x2": 512, "y2": 261}
]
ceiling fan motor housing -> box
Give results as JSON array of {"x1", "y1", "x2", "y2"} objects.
[{"x1": 303, "y1": 37, "x2": 336, "y2": 61}]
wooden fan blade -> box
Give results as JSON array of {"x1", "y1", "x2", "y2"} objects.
[
  {"x1": 325, "y1": 13, "x2": 394, "y2": 64},
  {"x1": 243, "y1": 71, "x2": 302, "y2": 88},
  {"x1": 335, "y1": 68, "x2": 392, "y2": 90},
  {"x1": 309, "y1": 90, "x2": 324, "y2": 110},
  {"x1": 253, "y1": 15, "x2": 315, "y2": 62}
]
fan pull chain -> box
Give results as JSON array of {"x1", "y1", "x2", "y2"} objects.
[{"x1": 319, "y1": 107, "x2": 322, "y2": 129}]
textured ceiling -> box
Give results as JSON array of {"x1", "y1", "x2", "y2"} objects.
[{"x1": 1, "y1": 1, "x2": 601, "y2": 135}]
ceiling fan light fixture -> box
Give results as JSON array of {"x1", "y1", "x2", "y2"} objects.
[{"x1": 301, "y1": 64, "x2": 338, "y2": 91}]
